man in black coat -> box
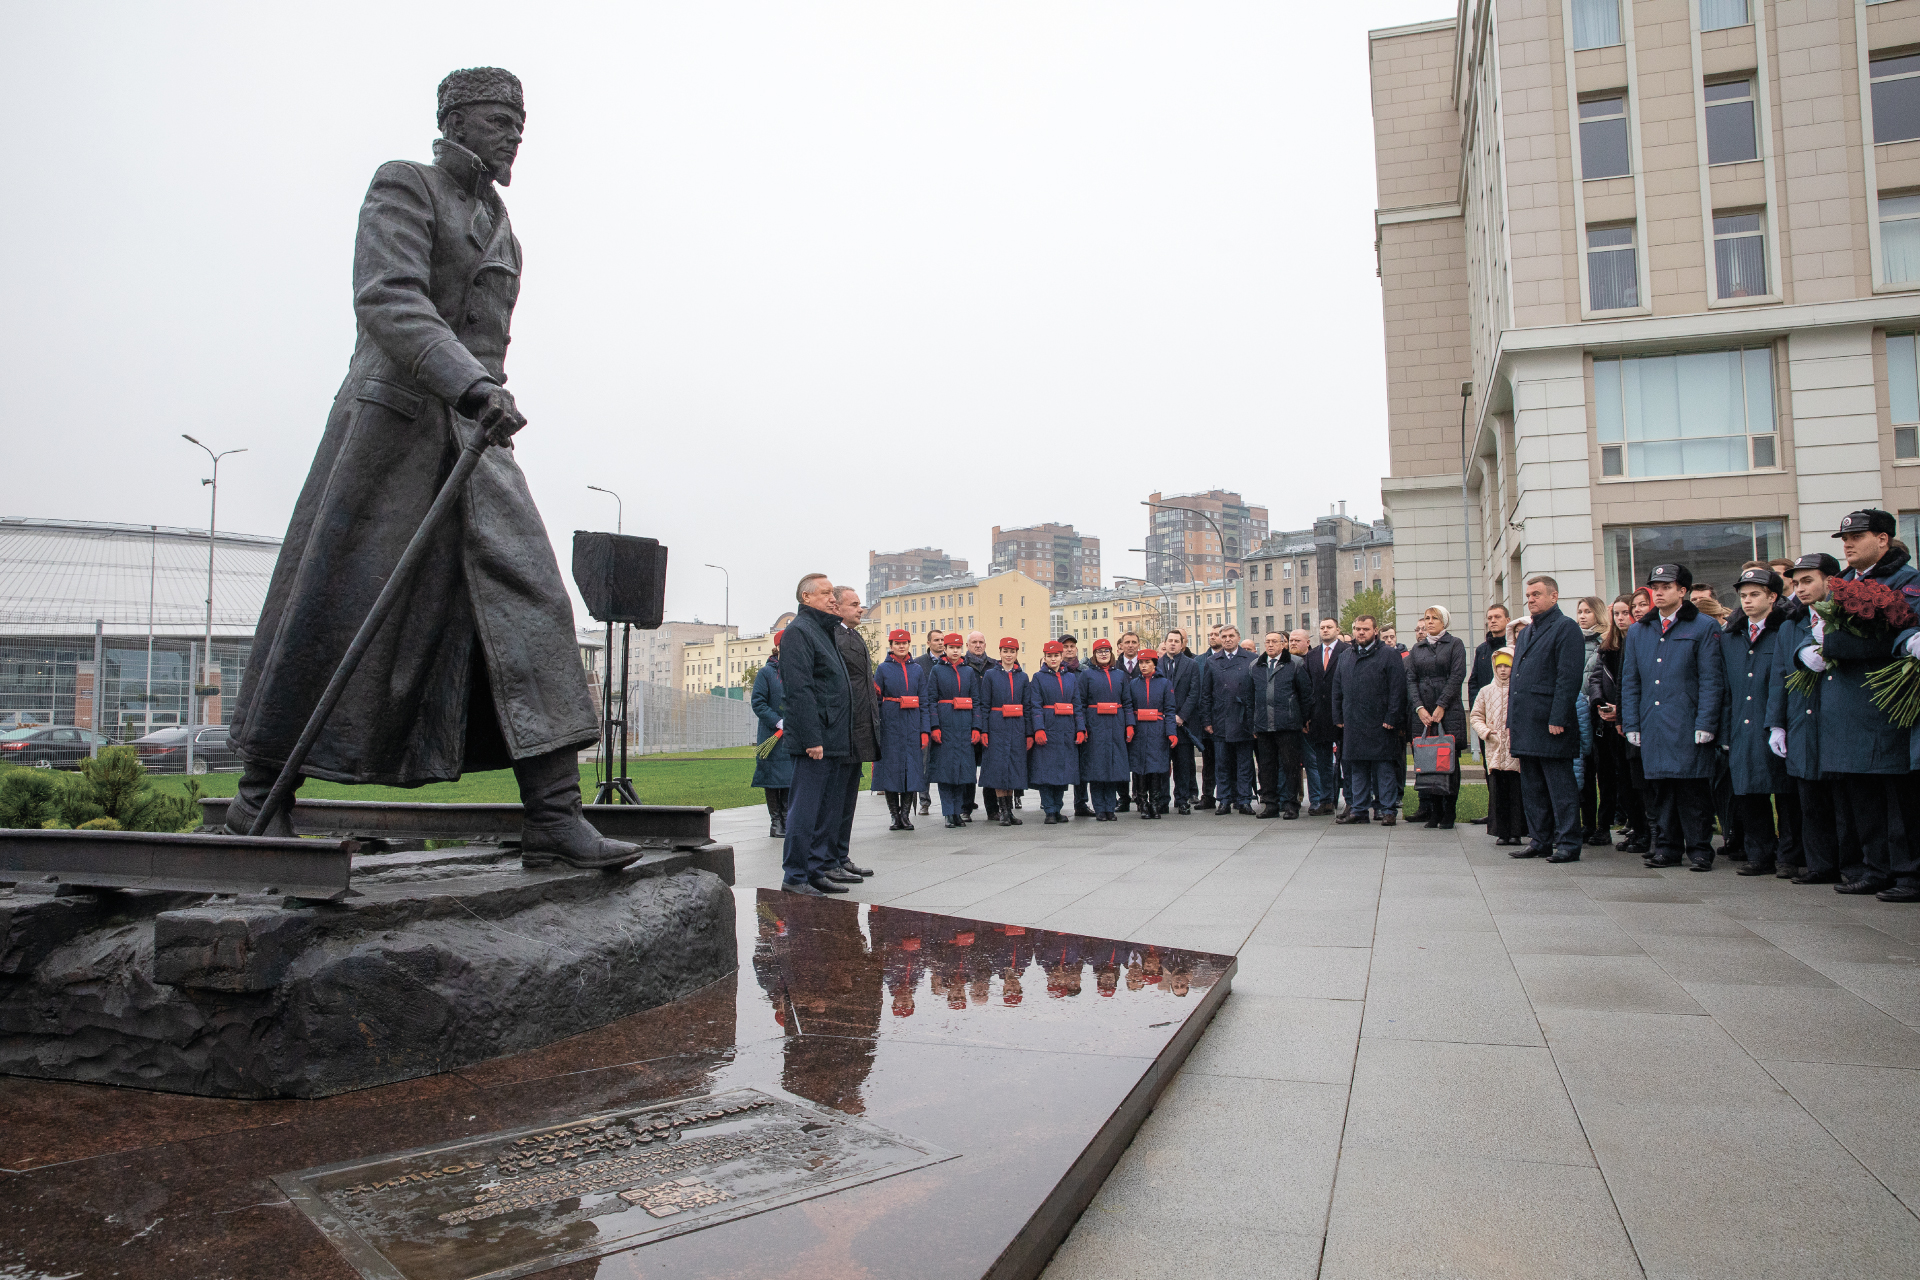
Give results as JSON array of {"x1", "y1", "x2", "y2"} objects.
[
  {"x1": 1059, "y1": 634, "x2": 1094, "y2": 816},
  {"x1": 779, "y1": 574, "x2": 855, "y2": 895},
  {"x1": 1508, "y1": 576, "x2": 1587, "y2": 862},
  {"x1": 828, "y1": 586, "x2": 879, "y2": 883},
  {"x1": 961, "y1": 631, "x2": 996, "y2": 818},
  {"x1": 1159, "y1": 628, "x2": 1204, "y2": 813},
  {"x1": 1331, "y1": 615, "x2": 1408, "y2": 824},
  {"x1": 1249, "y1": 630, "x2": 1314, "y2": 818},
  {"x1": 1198, "y1": 625, "x2": 1258, "y2": 814},
  {"x1": 1466, "y1": 604, "x2": 1510, "y2": 762},
  {"x1": 913, "y1": 629, "x2": 944, "y2": 815},
  {"x1": 1305, "y1": 616, "x2": 1348, "y2": 815}
]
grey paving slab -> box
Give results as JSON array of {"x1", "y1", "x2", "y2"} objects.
[
  {"x1": 1512, "y1": 953, "x2": 1707, "y2": 1015},
  {"x1": 1678, "y1": 981, "x2": 1920, "y2": 1067},
  {"x1": 1763, "y1": 1060, "x2": 1920, "y2": 1212},
  {"x1": 1593, "y1": 899, "x2": 1761, "y2": 938},
  {"x1": 1229, "y1": 943, "x2": 1372, "y2": 1001},
  {"x1": 1178, "y1": 992, "x2": 1362, "y2": 1085},
  {"x1": 1361, "y1": 931, "x2": 1544, "y2": 1047},
  {"x1": 1341, "y1": 1038, "x2": 1594, "y2": 1167},
  {"x1": 1494, "y1": 911, "x2": 1647, "y2": 956},
  {"x1": 1044, "y1": 1211, "x2": 1323, "y2": 1280},
  {"x1": 1244, "y1": 906, "x2": 1380, "y2": 949},
  {"x1": 1634, "y1": 931, "x2": 1839, "y2": 988}
]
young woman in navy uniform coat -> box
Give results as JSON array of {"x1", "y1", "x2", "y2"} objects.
[
  {"x1": 1127, "y1": 650, "x2": 1179, "y2": 818},
  {"x1": 927, "y1": 631, "x2": 986, "y2": 827},
  {"x1": 1077, "y1": 639, "x2": 1136, "y2": 821},
  {"x1": 1025, "y1": 641, "x2": 1085, "y2": 823},
  {"x1": 979, "y1": 638, "x2": 1031, "y2": 826},
  {"x1": 872, "y1": 629, "x2": 931, "y2": 831}
]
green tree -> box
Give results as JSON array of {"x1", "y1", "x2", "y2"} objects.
[
  {"x1": 1340, "y1": 588, "x2": 1397, "y2": 634},
  {"x1": 740, "y1": 662, "x2": 762, "y2": 691}
]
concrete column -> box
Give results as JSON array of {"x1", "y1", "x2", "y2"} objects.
[
  {"x1": 1788, "y1": 324, "x2": 1882, "y2": 550},
  {"x1": 1381, "y1": 473, "x2": 1480, "y2": 630},
  {"x1": 1508, "y1": 348, "x2": 1597, "y2": 598}
]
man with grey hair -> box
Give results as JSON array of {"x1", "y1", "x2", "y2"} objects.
[
  {"x1": 776, "y1": 573, "x2": 855, "y2": 894},
  {"x1": 827, "y1": 585, "x2": 878, "y2": 882}
]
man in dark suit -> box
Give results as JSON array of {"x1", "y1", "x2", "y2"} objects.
[
  {"x1": 1159, "y1": 628, "x2": 1204, "y2": 814},
  {"x1": 1305, "y1": 616, "x2": 1348, "y2": 815},
  {"x1": 1199, "y1": 625, "x2": 1258, "y2": 814},
  {"x1": 780, "y1": 574, "x2": 856, "y2": 895},
  {"x1": 1117, "y1": 632, "x2": 1143, "y2": 811},
  {"x1": 828, "y1": 586, "x2": 878, "y2": 883},
  {"x1": 1509, "y1": 575, "x2": 1590, "y2": 862}
]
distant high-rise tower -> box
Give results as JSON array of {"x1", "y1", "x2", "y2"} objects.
[
  {"x1": 989, "y1": 524, "x2": 1101, "y2": 591},
  {"x1": 867, "y1": 547, "x2": 967, "y2": 604},
  {"x1": 1143, "y1": 491, "x2": 1269, "y2": 584}
]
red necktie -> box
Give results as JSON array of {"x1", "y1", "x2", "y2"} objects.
[
  {"x1": 1661, "y1": 616, "x2": 1674, "y2": 635},
  {"x1": 1750, "y1": 622, "x2": 1761, "y2": 643}
]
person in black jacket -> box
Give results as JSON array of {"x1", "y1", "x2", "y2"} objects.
[
  {"x1": 1331, "y1": 615, "x2": 1408, "y2": 824},
  {"x1": 1159, "y1": 629, "x2": 1204, "y2": 813},
  {"x1": 1198, "y1": 625, "x2": 1258, "y2": 814},
  {"x1": 1249, "y1": 630, "x2": 1314, "y2": 818},
  {"x1": 914, "y1": 629, "x2": 944, "y2": 815},
  {"x1": 1406, "y1": 605, "x2": 1469, "y2": 829},
  {"x1": 827, "y1": 586, "x2": 879, "y2": 882},
  {"x1": 1509, "y1": 576, "x2": 1591, "y2": 862},
  {"x1": 1465, "y1": 604, "x2": 1511, "y2": 825},
  {"x1": 1305, "y1": 617, "x2": 1349, "y2": 815},
  {"x1": 961, "y1": 631, "x2": 997, "y2": 819},
  {"x1": 779, "y1": 574, "x2": 855, "y2": 895}
]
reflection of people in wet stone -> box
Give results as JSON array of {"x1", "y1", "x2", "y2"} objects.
[
  {"x1": 1086, "y1": 940, "x2": 1125, "y2": 997},
  {"x1": 1035, "y1": 930, "x2": 1085, "y2": 998},
  {"x1": 872, "y1": 906, "x2": 929, "y2": 1018},
  {"x1": 749, "y1": 892, "x2": 881, "y2": 1114}
]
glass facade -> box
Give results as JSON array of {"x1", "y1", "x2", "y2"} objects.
[
  {"x1": 1604, "y1": 520, "x2": 1786, "y2": 600},
  {"x1": 1594, "y1": 346, "x2": 1777, "y2": 479}
]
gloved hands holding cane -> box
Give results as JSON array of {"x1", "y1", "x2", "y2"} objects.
[{"x1": 458, "y1": 379, "x2": 526, "y2": 447}]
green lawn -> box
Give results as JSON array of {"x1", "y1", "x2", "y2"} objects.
[{"x1": 149, "y1": 746, "x2": 870, "y2": 812}]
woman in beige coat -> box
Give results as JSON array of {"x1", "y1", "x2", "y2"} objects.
[{"x1": 1469, "y1": 650, "x2": 1526, "y2": 844}]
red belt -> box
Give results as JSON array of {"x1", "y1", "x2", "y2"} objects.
[
  {"x1": 1137, "y1": 709, "x2": 1163, "y2": 721},
  {"x1": 885, "y1": 695, "x2": 920, "y2": 709},
  {"x1": 1048, "y1": 703, "x2": 1074, "y2": 714},
  {"x1": 941, "y1": 697, "x2": 973, "y2": 710},
  {"x1": 1000, "y1": 705, "x2": 1024, "y2": 717},
  {"x1": 1095, "y1": 702, "x2": 1120, "y2": 715}
]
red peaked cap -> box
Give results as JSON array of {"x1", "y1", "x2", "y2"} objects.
[
  {"x1": 772, "y1": 630, "x2": 783, "y2": 645},
  {"x1": 888, "y1": 629, "x2": 911, "y2": 642},
  {"x1": 1042, "y1": 641, "x2": 1064, "y2": 655},
  {"x1": 1138, "y1": 649, "x2": 1159, "y2": 661},
  {"x1": 943, "y1": 632, "x2": 963, "y2": 645},
  {"x1": 1091, "y1": 638, "x2": 1112, "y2": 651},
  {"x1": 998, "y1": 637, "x2": 1019, "y2": 650}
]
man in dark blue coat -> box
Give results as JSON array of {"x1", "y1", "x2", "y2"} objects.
[
  {"x1": 1769, "y1": 553, "x2": 1850, "y2": 884},
  {"x1": 1198, "y1": 625, "x2": 1258, "y2": 814},
  {"x1": 1249, "y1": 630, "x2": 1313, "y2": 819},
  {"x1": 1509, "y1": 575, "x2": 1592, "y2": 862},
  {"x1": 1158, "y1": 628, "x2": 1204, "y2": 814},
  {"x1": 1331, "y1": 614, "x2": 1407, "y2": 823},
  {"x1": 1305, "y1": 617, "x2": 1348, "y2": 816},
  {"x1": 1720, "y1": 567, "x2": 1796, "y2": 877},
  {"x1": 913, "y1": 629, "x2": 945, "y2": 815},
  {"x1": 778, "y1": 573, "x2": 855, "y2": 895},
  {"x1": 1621, "y1": 564, "x2": 1726, "y2": 870}
]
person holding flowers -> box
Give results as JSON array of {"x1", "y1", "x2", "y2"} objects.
[{"x1": 1771, "y1": 551, "x2": 1854, "y2": 885}]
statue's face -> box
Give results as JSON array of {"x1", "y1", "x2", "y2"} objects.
[{"x1": 444, "y1": 102, "x2": 524, "y2": 185}]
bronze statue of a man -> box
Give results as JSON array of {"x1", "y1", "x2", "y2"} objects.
[{"x1": 228, "y1": 67, "x2": 640, "y2": 869}]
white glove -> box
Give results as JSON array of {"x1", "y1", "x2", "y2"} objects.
[
  {"x1": 1799, "y1": 645, "x2": 1827, "y2": 673},
  {"x1": 1811, "y1": 614, "x2": 1825, "y2": 643},
  {"x1": 1695, "y1": 730, "x2": 1714, "y2": 744},
  {"x1": 776, "y1": 718, "x2": 784, "y2": 730},
  {"x1": 1768, "y1": 727, "x2": 1788, "y2": 758},
  {"x1": 1626, "y1": 732, "x2": 1640, "y2": 746},
  {"x1": 1907, "y1": 634, "x2": 1920, "y2": 661}
]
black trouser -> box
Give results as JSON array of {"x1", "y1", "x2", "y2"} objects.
[
  {"x1": 1796, "y1": 777, "x2": 1843, "y2": 877},
  {"x1": 1200, "y1": 734, "x2": 1217, "y2": 802},
  {"x1": 831, "y1": 763, "x2": 867, "y2": 864},
  {"x1": 1626, "y1": 751, "x2": 1651, "y2": 837},
  {"x1": 1594, "y1": 734, "x2": 1621, "y2": 831},
  {"x1": 1252, "y1": 730, "x2": 1305, "y2": 811},
  {"x1": 764, "y1": 787, "x2": 788, "y2": 822},
  {"x1": 1773, "y1": 790, "x2": 1803, "y2": 867},
  {"x1": 1488, "y1": 770, "x2": 1526, "y2": 839},
  {"x1": 1579, "y1": 748, "x2": 1599, "y2": 835},
  {"x1": 1520, "y1": 756, "x2": 1580, "y2": 852},
  {"x1": 783, "y1": 756, "x2": 852, "y2": 884},
  {"x1": 1171, "y1": 727, "x2": 1198, "y2": 803},
  {"x1": 1711, "y1": 755, "x2": 1742, "y2": 854},
  {"x1": 1648, "y1": 777, "x2": 1716, "y2": 865},
  {"x1": 1837, "y1": 773, "x2": 1914, "y2": 886},
  {"x1": 1733, "y1": 792, "x2": 1789, "y2": 868},
  {"x1": 1213, "y1": 739, "x2": 1255, "y2": 807},
  {"x1": 1133, "y1": 772, "x2": 1168, "y2": 810}
]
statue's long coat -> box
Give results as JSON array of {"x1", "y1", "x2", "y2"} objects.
[{"x1": 230, "y1": 140, "x2": 596, "y2": 785}]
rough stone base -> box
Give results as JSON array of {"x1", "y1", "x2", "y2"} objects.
[{"x1": 0, "y1": 850, "x2": 736, "y2": 1099}]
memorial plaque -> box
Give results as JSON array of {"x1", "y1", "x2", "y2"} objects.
[{"x1": 273, "y1": 1087, "x2": 955, "y2": 1280}]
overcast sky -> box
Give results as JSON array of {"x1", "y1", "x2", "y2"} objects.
[{"x1": 7, "y1": 1, "x2": 1448, "y2": 635}]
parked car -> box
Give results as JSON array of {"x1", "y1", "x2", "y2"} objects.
[
  {"x1": 132, "y1": 725, "x2": 239, "y2": 773},
  {"x1": 0, "y1": 726, "x2": 111, "y2": 770}
]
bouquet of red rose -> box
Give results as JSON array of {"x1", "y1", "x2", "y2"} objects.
[{"x1": 1785, "y1": 577, "x2": 1920, "y2": 725}]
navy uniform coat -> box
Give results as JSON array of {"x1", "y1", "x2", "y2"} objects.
[
  {"x1": 1025, "y1": 667, "x2": 1084, "y2": 785},
  {"x1": 1249, "y1": 651, "x2": 1313, "y2": 734},
  {"x1": 1719, "y1": 609, "x2": 1791, "y2": 796},
  {"x1": 1077, "y1": 663, "x2": 1136, "y2": 783},
  {"x1": 1767, "y1": 600, "x2": 1825, "y2": 781},
  {"x1": 871, "y1": 654, "x2": 931, "y2": 793},
  {"x1": 1507, "y1": 606, "x2": 1587, "y2": 760},
  {"x1": 1127, "y1": 672, "x2": 1178, "y2": 773},
  {"x1": 1815, "y1": 546, "x2": 1920, "y2": 775},
  {"x1": 1330, "y1": 640, "x2": 1407, "y2": 762},
  {"x1": 749, "y1": 656, "x2": 794, "y2": 790},
  {"x1": 979, "y1": 665, "x2": 1031, "y2": 791},
  {"x1": 1620, "y1": 601, "x2": 1725, "y2": 779},
  {"x1": 1306, "y1": 642, "x2": 1349, "y2": 745},
  {"x1": 1197, "y1": 648, "x2": 1258, "y2": 742},
  {"x1": 926, "y1": 659, "x2": 985, "y2": 784}
]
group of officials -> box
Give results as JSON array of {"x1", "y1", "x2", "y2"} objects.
[{"x1": 757, "y1": 573, "x2": 1440, "y2": 897}]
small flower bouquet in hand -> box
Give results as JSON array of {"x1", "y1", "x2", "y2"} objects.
[
  {"x1": 1786, "y1": 578, "x2": 1920, "y2": 724},
  {"x1": 754, "y1": 728, "x2": 783, "y2": 759}
]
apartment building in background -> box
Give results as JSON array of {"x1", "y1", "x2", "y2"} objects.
[
  {"x1": 679, "y1": 630, "x2": 776, "y2": 695},
  {"x1": 867, "y1": 570, "x2": 1051, "y2": 664},
  {"x1": 1371, "y1": 0, "x2": 1920, "y2": 621},
  {"x1": 1241, "y1": 509, "x2": 1396, "y2": 635},
  {"x1": 990, "y1": 523, "x2": 1102, "y2": 589},
  {"x1": 866, "y1": 547, "x2": 968, "y2": 604},
  {"x1": 1143, "y1": 491, "x2": 1270, "y2": 585}
]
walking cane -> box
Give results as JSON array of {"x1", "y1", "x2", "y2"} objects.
[{"x1": 248, "y1": 429, "x2": 492, "y2": 836}]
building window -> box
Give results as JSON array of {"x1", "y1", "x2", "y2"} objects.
[
  {"x1": 1571, "y1": 0, "x2": 1621, "y2": 50},
  {"x1": 1705, "y1": 78, "x2": 1758, "y2": 165},
  {"x1": 1699, "y1": 0, "x2": 1748, "y2": 32},
  {"x1": 1579, "y1": 95, "x2": 1630, "y2": 180},
  {"x1": 1374, "y1": 578, "x2": 1383, "y2": 591},
  {"x1": 1604, "y1": 519, "x2": 1785, "y2": 599},
  {"x1": 1888, "y1": 333, "x2": 1920, "y2": 459},
  {"x1": 1881, "y1": 194, "x2": 1920, "y2": 285},
  {"x1": 1263, "y1": 563, "x2": 1273, "y2": 580},
  {"x1": 1594, "y1": 346, "x2": 1777, "y2": 479},
  {"x1": 1586, "y1": 224, "x2": 1639, "y2": 310},
  {"x1": 1873, "y1": 53, "x2": 1920, "y2": 145},
  {"x1": 1712, "y1": 213, "x2": 1768, "y2": 298},
  {"x1": 1301, "y1": 586, "x2": 1310, "y2": 604},
  {"x1": 1263, "y1": 589, "x2": 1273, "y2": 606},
  {"x1": 1284, "y1": 613, "x2": 1293, "y2": 631},
  {"x1": 1371, "y1": 553, "x2": 1381, "y2": 568},
  {"x1": 1283, "y1": 588, "x2": 1292, "y2": 605}
]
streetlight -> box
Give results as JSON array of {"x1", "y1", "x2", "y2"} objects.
[
  {"x1": 704, "y1": 563, "x2": 730, "y2": 687},
  {"x1": 1141, "y1": 499, "x2": 1233, "y2": 588},
  {"x1": 587, "y1": 484, "x2": 622, "y2": 535},
  {"x1": 1458, "y1": 381, "x2": 1477, "y2": 633},
  {"x1": 182, "y1": 435, "x2": 244, "y2": 770}
]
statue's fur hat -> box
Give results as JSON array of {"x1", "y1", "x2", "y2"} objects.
[{"x1": 437, "y1": 67, "x2": 524, "y2": 122}]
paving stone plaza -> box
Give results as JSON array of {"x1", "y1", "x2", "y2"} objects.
[{"x1": 708, "y1": 797, "x2": 1920, "y2": 1279}]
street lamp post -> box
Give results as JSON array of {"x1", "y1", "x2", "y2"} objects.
[
  {"x1": 587, "y1": 485, "x2": 622, "y2": 535},
  {"x1": 1458, "y1": 381, "x2": 1477, "y2": 634},
  {"x1": 182, "y1": 435, "x2": 245, "y2": 773},
  {"x1": 704, "y1": 563, "x2": 730, "y2": 687},
  {"x1": 1142, "y1": 499, "x2": 1233, "y2": 587}
]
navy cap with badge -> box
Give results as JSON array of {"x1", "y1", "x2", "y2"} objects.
[
  {"x1": 1736, "y1": 566, "x2": 1784, "y2": 595},
  {"x1": 1832, "y1": 508, "x2": 1897, "y2": 538},
  {"x1": 1645, "y1": 562, "x2": 1693, "y2": 589},
  {"x1": 1791, "y1": 551, "x2": 1842, "y2": 577}
]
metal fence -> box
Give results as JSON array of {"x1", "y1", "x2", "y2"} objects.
[{"x1": 586, "y1": 681, "x2": 759, "y2": 758}]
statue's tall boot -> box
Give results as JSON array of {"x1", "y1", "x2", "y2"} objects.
[
  {"x1": 225, "y1": 759, "x2": 299, "y2": 838},
  {"x1": 514, "y1": 747, "x2": 644, "y2": 869}
]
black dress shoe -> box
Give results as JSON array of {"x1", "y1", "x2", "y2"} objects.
[
  {"x1": 1281, "y1": 807, "x2": 1299, "y2": 820},
  {"x1": 841, "y1": 860, "x2": 873, "y2": 877},
  {"x1": 1257, "y1": 806, "x2": 1279, "y2": 819},
  {"x1": 1776, "y1": 864, "x2": 1801, "y2": 879},
  {"x1": 1074, "y1": 805, "x2": 1096, "y2": 818},
  {"x1": 1736, "y1": 863, "x2": 1777, "y2": 877},
  {"x1": 1624, "y1": 840, "x2": 1651, "y2": 855},
  {"x1": 1215, "y1": 805, "x2": 1234, "y2": 817},
  {"x1": 1793, "y1": 869, "x2": 1840, "y2": 885},
  {"x1": 1177, "y1": 802, "x2": 1193, "y2": 815},
  {"x1": 822, "y1": 867, "x2": 863, "y2": 884},
  {"x1": 944, "y1": 814, "x2": 964, "y2": 829},
  {"x1": 919, "y1": 799, "x2": 931, "y2": 815},
  {"x1": 1468, "y1": 816, "x2": 1488, "y2": 825},
  {"x1": 1585, "y1": 831, "x2": 1612, "y2": 847},
  {"x1": 1042, "y1": 812, "x2": 1062, "y2": 824},
  {"x1": 1876, "y1": 885, "x2": 1920, "y2": 903},
  {"x1": 998, "y1": 812, "x2": 1021, "y2": 826},
  {"x1": 1336, "y1": 812, "x2": 1371, "y2": 825},
  {"x1": 1509, "y1": 845, "x2": 1549, "y2": 858},
  {"x1": 1097, "y1": 812, "x2": 1116, "y2": 822},
  {"x1": 807, "y1": 875, "x2": 850, "y2": 894},
  {"x1": 1646, "y1": 855, "x2": 1680, "y2": 868},
  {"x1": 1235, "y1": 804, "x2": 1256, "y2": 816},
  {"x1": 1687, "y1": 862, "x2": 1713, "y2": 872},
  {"x1": 1379, "y1": 812, "x2": 1397, "y2": 827},
  {"x1": 1547, "y1": 850, "x2": 1581, "y2": 863},
  {"x1": 781, "y1": 879, "x2": 825, "y2": 895},
  {"x1": 1198, "y1": 797, "x2": 1217, "y2": 810},
  {"x1": 1837, "y1": 877, "x2": 1893, "y2": 895}
]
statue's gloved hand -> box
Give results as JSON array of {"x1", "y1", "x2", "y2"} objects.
[{"x1": 459, "y1": 380, "x2": 526, "y2": 446}]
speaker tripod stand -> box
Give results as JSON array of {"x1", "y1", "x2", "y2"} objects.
[{"x1": 595, "y1": 619, "x2": 641, "y2": 804}]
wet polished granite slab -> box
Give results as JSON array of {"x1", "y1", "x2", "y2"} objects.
[{"x1": 0, "y1": 889, "x2": 1231, "y2": 1279}]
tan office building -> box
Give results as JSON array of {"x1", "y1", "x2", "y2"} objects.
[
  {"x1": 869, "y1": 570, "x2": 1052, "y2": 666},
  {"x1": 1372, "y1": 0, "x2": 1920, "y2": 618}
]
